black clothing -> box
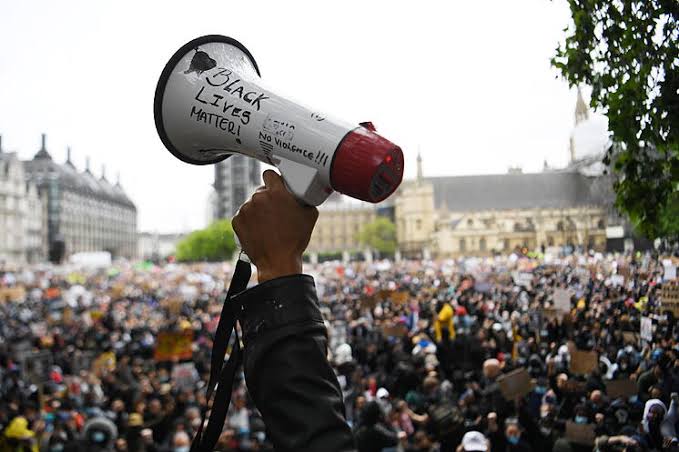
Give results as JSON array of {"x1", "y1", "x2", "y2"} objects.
[{"x1": 235, "y1": 274, "x2": 356, "y2": 452}]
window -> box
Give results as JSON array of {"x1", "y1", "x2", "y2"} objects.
[
  {"x1": 459, "y1": 238, "x2": 466, "y2": 252},
  {"x1": 467, "y1": 218, "x2": 473, "y2": 227},
  {"x1": 503, "y1": 239, "x2": 510, "y2": 250},
  {"x1": 547, "y1": 236, "x2": 555, "y2": 246},
  {"x1": 597, "y1": 219, "x2": 605, "y2": 229},
  {"x1": 479, "y1": 237, "x2": 486, "y2": 251},
  {"x1": 416, "y1": 219, "x2": 422, "y2": 230}
]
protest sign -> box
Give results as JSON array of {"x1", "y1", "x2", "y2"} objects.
[
  {"x1": 92, "y1": 351, "x2": 117, "y2": 375},
  {"x1": 154, "y1": 331, "x2": 194, "y2": 361},
  {"x1": 361, "y1": 295, "x2": 378, "y2": 310},
  {"x1": 606, "y1": 379, "x2": 637, "y2": 399},
  {"x1": 0, "y1": 286, "x2": 26, "y2": 303},
  {"x1": 553, "y1": 289, "x2": 571, "y2": 313},
  {"x1": 497, "y1": 367, "x2": 534, "y2": 400},
  {"x1": 171, "y1": 362, "x2": 199, "y2": 390},
  {"x1": 640, "y1": 316, "x2": 653, "y2": 342},
  {"x1": 570, "y1": 348, "x2": 598, "y2": 375},
  {"x1": 17, "y1": 350, "x2": 53, "y2": 384},
  {"x1": 561, "y1": 379, "x2": 587, "y2": 394},
  {"x1": 565, "y1": 421, "x2": 595, "y2": 446},
  {"x1": 664, "y1": 264, "x2": 677, "y2": 282},
  {"x1": 622, "y1": 331, "x2": 639, "y2": 345},
  {"x1": 391, "y1": 291, "x2": 409, "y2": 305},
  {"x1": 661, "y1": 281, "x2": 679, "y2": 316},
  {"x1": 382, "y1": 323, "x2": 409, "y2": 338}
]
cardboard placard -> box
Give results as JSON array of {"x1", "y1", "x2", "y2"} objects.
[
  {"x1": 565, "y1": 421, "x2": 595, "y2": 446},
  {"x1": 553, "y1": 289, "x2": 571, "y2": 313},
  {"x1": 640, "y1": 316, "x2": 653, "y2": 342},
  {"x1": 561, "y1": 379, "x2": 587, "y2": 394},
  {"x1": 570, "y1": 349, "x2": 598, "y2": 375},
  {"x1": 0, "y1": 287, "x2": 26, "y2": 303},
  {"x1": 154, "y1": 331, "x2": 194, "y2": 362},
  {"x1": 497, "y1": 367, "x2": 534, "y2": 400},
  {"x1": 17, "y1": 350, "x2": 53, "y2": 384},
  {"x1": 382, "y1": 323, "x2": 409, "y2": 338},
  {"x1": 391, "y1": 291, "x2": 409, "y2": 305},
  {"x1": 542, "y1": 307, "x2": 562, "y2": 321},
  {"x1": 361, "y1": 295, "x2": 378, "y2": 310},
  {"x1": 661, "y1": 281, "x2": 679, "y2": 316},
  {"x1": 605, "y1": 379, "x2": 637, "y2": 399},
  {"x1": 622, "y1": 331, "x2": 638, "y2": 345}
]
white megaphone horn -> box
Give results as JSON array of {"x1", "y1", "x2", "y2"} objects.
[{"x1": 154, "y1": 35, "x2": 404, "y2": 206}]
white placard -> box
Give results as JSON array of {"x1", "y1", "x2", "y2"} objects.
[
  {"x1": 640, "y1": 316, "x2": 653, "y2": 342},
  {"x1": 663, "y1": 264, "x2": 676, "y2": 282},
  {"x1": 553, "y1": 289, "x2": 571, "y2": 313}
]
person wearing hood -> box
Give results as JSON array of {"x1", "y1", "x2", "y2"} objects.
[
  {"x1": 433, "y1": 299, "x2": 455, "y2": 343},
  {"x1": 632, "y1": 399, "x2": 676, "y2": 450},
  {"x1": 0, "y1": 416, "x2": 38, "y2": 452}
]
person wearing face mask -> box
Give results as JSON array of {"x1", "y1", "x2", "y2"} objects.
[
  {"x1": 171, "y1": 431, "x2": 191, "y2": 452},
  {"x1": 503, "y1": 421, "x2": 532, "y2": 452}
]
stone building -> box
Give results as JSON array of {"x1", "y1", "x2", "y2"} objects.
[
  {"x1": 23, "y1": 134, "x2": 137, "y2": 261},
  {"x1": 395, "y1": 90, "x2": 615, "y2": 258},
  {"x1": 0, "y1": 136, "x2": 46, "y2": 264},
  {"x1": 307, "y1": 193, "x2": 376, "y2": 258}
]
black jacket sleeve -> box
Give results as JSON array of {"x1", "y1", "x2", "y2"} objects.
[{"x1": 234, "y1": 274, "x2": 356, "y2": 452}]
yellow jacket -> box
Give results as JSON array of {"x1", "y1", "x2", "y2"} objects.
[{"x1": 433, "y1": 303, "x2": 455, "y2": 342}]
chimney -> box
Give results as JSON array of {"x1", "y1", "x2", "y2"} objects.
[
  {"x1": 41, "y1": 133, "x2": 46, "y2": 151},
  {"x1": 86, "y1": 156, "x2": 91, "y2": 172},
  {"x1": 66, "y1": 146, "x2": 73, "y2": 165},
  {"x1": 101, "y1": 164, "x2": 107, "y2": 180},
  {"x1": 116, "y1": 172, "x2": 121, "y2": 186},
  {"x1": 0, "y1": 135, "x2": 3, "y2": 153}
]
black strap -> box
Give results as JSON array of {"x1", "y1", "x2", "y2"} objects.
[{"x1": 191, "y1": 255, "x2": 251, "y2": 452}]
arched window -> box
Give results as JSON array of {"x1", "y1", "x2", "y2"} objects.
[
  {"x1": 459, "y1": 238, "x2": 466, "y2": 252},
  {"x1": 479, "y1": 237, "x2": 487, "y2": 251}
]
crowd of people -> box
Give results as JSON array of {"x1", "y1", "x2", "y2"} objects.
[{"x1": 0, "y1": 251, "x2": 678, "y2": 451}]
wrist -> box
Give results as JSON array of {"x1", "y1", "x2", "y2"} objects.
[{"x1": 256, "y1": 257, "x2": 303, "y2": 283}]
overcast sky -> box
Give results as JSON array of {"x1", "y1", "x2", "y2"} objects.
[{"x1": 0, "y1": 0, "x2": 592, "y2": 233}]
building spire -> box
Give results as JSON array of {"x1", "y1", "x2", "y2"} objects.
[
  {"x1": 416, "y1": 150, "x2": 423, "y2": 183},
  {"x1": 66, "y1": 146, "x2": 74, "y2": 167},
  {"x1": 34, "y1": 133, "x2": 52, "y2": 160},
  {"x1": 101, "y1": 164, "x2": 107, "y2": 181},
  {"x1": 575, "y1": 87, "x2": 589, "y2": 126},
  {"x1": 85, "y1": 156, "x2": 91, "y2": 172}
]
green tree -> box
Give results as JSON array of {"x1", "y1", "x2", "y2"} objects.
[
  {"x1": 552, "y1": 0, "x2": 678, "y2": 240},
  {"x1": 357, "y1": 217, "x2": 397, "y2": 255},
  {"x1": 175, "y1": 219, "x2": 237, "y2": 262}
]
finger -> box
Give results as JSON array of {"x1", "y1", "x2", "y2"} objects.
[
  {"x1": 254, "y1": 184, "x2": 267, "y2": 193},
  {"x1": 262, "y1": 169, "x2": 285, "y2": 191}
]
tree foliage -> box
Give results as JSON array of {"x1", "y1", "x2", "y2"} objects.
[
  {"x1": 357, "y1": 217, "x2": 397, "y2": 254},
  {"x1": 175, "y1": 219, "x2": 237, "y2": 262},
  {"x1": 552, "y1": 0, "x2": 678, "y2": 240}
]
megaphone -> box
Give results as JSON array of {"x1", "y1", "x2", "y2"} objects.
[{"x1": 154, "y1": 35, "x2": 404, "y2": 206}]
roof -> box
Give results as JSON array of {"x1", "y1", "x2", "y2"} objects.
[
  {"x1": 23, "y1": 152, "x2": 136, "y2": 209},
  {"x1": 425, "y1": 171, "x2": 612, "y2": 212}
]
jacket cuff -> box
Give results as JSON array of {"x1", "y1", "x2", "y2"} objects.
[{"x1": 233, "y1": 274, "x2": 324, "y2": 342}]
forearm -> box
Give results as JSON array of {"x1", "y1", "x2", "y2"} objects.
[{"x1": 236, "y1": 275, "x2": 355, "y2": 452}]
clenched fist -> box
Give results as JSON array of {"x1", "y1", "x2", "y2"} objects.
[{"x1": 232, "y1": 170, "x2": 319, "y2": 283}]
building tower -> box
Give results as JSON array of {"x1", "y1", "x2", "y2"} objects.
[{"x1": 213, "y1": 155, "x2": 261, "y2": 219}]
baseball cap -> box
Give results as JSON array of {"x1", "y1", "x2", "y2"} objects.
[{"x1": 462, "y1": 431, "x2": 488, "y2": 451}]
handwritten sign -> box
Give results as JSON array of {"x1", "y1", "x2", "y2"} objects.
[
  {"x1": 497, "y1": 367, "x2": 534, "y2": 400},
  {"x1": 154, "y1": 331, "x2": 194, "y2": 362},
  {"x1": 565, "y1": 421, "x2": 595, "y2": 446},
  {"x1": 606, "y1": 379, "x2": 637, "y2": 399}
]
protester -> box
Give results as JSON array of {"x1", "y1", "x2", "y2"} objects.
[{"x1": 1, "y1": 227, "x2": 678, "y2": 450}]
